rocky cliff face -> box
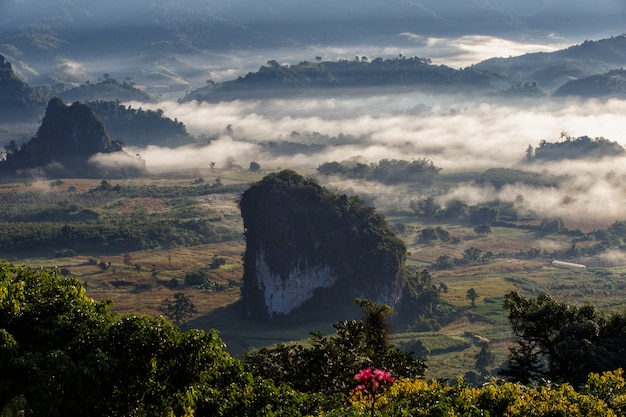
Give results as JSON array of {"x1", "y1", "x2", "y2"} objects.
[
  {"x1": 0, "y1": 97, "x2": 146, "y2": 178},
  {"x1": 253, "y1": 249, "x2": 337, "y2": 315},
  {"x1": 240, "y1": 170, "x2": 406, "y2": 321}
]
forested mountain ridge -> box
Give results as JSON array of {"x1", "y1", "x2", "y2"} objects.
[
  {"x1": 0, "y1": 54, "x2": 47, "y2": 122},
  {"x1": 181, "y1": 57, "x2": 510, "y2": 102},
  {"x1": 59, "y1": 76, "x2": 153, "y2": 103},
  {"x1": 180, "y1": 35, "x2": 626, "y2": 102},
  {"x1": 86, "y1": 100, "x2": 195, "y2": 147},
  {"x1": 0, "y1": 97, "x2": 146, "y2": 178},
  {"x1": 475, "y1": 34, "x2": 626, "y2": 91},
  {"x1": 553, "y1": 69, "x2": 626, "y2": 98},
  {"x1": 0, "y1": 55, "x2": 195, "y2": 148}
]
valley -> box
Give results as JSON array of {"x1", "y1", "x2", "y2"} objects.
[{"x1": 3, "y1": 168, "x2": 625, "y2": 380}]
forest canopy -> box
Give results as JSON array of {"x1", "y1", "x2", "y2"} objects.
[{"x1": 4, "y1": 263, "x2": 626, "y2": 416}]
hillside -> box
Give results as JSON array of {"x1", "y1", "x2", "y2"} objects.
[
  {"x1": 181, "y1": 57, "x2": 510, "y2": 102},
  {"x1": 87, "y1": 100, "x2": 195, "y2": 147},
  {"x1": 59, "y1": 77, "x2": 153, "y2": 103},
  {"x1": 475, "y1": 34, "x2": 626, "y2": 91},
  {"x1": 553, "y1": 69, "x2": 626, "y2": 98}
]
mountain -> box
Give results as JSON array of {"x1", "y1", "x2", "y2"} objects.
[
  {"x1": 86, "y1": 100, "x2": 195, "y2": 147},
  {"x1": 0, "y1": 54, "x2": 47, "y2": 122},
  {"x1": 239, "y1": 170, "x2": 406, "y2": 322},
  {"x1": 58, "y1": 77, "x2": 153, "y2": 103},
  {"x1": 1, "y1": 0, "x2": 623, "y2": 95},
  {"x1": 0, "y1": 97, "x2": 146, "y2": 178},
  {"x1": 475, "y1": 35, "x2": 626, "y2": 91},
  {"x1": 553, "y1": 69, "x2": 626, "y2": 98},
  {"x1": 182, "y1": 57, "x2": 511, "y2": 102}
]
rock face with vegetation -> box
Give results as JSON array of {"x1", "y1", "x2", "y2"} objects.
[
  {"x1": 0, "y1": 97, "x2": 146, "y2": 178},
  {"x1": 87, "y1": 100, "x2": 195, "y2": 147},
  {"x1": 0, "y1": 54, "x2": 46, "y2": 122},
  {"x1": 239, "y1": 170, "x2": 406, "y2": 321}
]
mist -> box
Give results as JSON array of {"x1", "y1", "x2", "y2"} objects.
[{"x1": 124, "y1": 94, "x2": 626, "y2": 228}]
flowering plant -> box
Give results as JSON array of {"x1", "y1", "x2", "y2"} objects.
[{"x1": 354, "y1": 368, "x2": 395, "y2": 416}]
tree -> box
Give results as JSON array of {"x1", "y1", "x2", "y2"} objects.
[
  {"x1": 158, "y1": 293, "x2": 198, "y2": 325},
  {"x1": 540, "y1": 217, "x2": 566, "y2": 233},
  {"x1": 434, "y1": 255, "x2": 454, "y2": 269},
  {"x1": 474, "y1": 224, "x2": 492, "y2": 235},
  {"x1": 463, "y1": 247, "x2": 483, "y2": 264},
  {"x1": 467, "y1": 288, "x2": 479, "y2": 308},
  {"x1": 210, "y1": 256, "x2": 227, "y2": 269},
  {"x1": 248, "y1": 161, "x2": 261, "y2": 172},
  {"x1": 501, "y1": 291, "x2": 626, "y2": 387},
  {"x1": 184, "y1": 270, "x2": 210, "y2": 286},
  {"x1": 475, "y1": 342, "x2": 495, "y2": 375},
  {"x1": 0, "y1": 262, "x2": 243, "y2": 417},
  {"x1": 244, "y1": 299, "x2": 425, "y2": 394}
]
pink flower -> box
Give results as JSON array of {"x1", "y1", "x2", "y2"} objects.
[
  {"x1": 354, "y1": 368, "x2": 372, "y2": 382},
  {"x1": 353, "y1": 368, "x2": 395, "y2": 417},
  {"x1": 373, "y1": 369, "x2": 395, "y2": 383},
  {"x1": 353, "y1": 368, "x2": 395, "y2": 393}
]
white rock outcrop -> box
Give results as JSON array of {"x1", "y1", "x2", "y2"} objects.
[{"x1": 254, "y1": 249, "x2": 337, "y2": 315}]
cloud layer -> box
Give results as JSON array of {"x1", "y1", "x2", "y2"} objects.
[{"x1": 126, "y1": 94, "x2": 626, "y2": 228}]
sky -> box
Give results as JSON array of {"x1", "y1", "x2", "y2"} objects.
[{"x1": 1, "y1": 0, "x2": 624, "y2": 76}]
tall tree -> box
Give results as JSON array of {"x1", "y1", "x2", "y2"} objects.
[
  {"x1": 466, "y1": 288, "x2": 479, "y2": 308},
  {"x1": 158, "y1": 292, "x2": 198, "y2": 325},
  {"x1": 501, "y1": 291, "x2": 626, "y2": 386}
]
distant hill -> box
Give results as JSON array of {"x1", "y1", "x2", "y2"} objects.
[
  {"x1": 0, "y1": 54, "x2": 47, "y2": 122},
  {"x1": 475, "y1": 35, "x2": 626, "y2": 92},
  {"x1": 553, "y1": 69, "x2": 626, "y2": 98},
  {"x1": 1, "y1": 0, "x2": 624, "y2": 96},
  {"x1": 59, "y1": 76, "x2": 152, "y2": 103},
  {"x1": 525, "y1": 134, "x2": 625, "y2": 162},
  {"x1": 87, "y1": 100, "x2": 195, "y2": 147},
  {"x1": 181, "y1": 57, "x2": 511, "y2": 102},
  {"x1": 0, "y1": 97, "x2": 146, "y2": 178}
]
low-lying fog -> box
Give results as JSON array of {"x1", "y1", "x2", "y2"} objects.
[{"x1": 123, "y1": 94, "x2": 626, "y2": 229}]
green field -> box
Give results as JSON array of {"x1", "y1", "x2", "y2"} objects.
[{"x1": 2, "y1": 170, "x2": 626, "y2": 380}]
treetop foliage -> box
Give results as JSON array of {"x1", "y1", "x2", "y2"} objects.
[
  {"x1": 502, "y1": 291, "x2": 626, "y2": 387},
  {"x1": 59, "y1": 76, "x2": 152, "y2": 103},
  {"x1": 5, "y1": 262, "x2": 626, "y2": 415},
  {"x1": 317, "y1": 158, "x2": 441, "y2": 185},
  {"x1": 526, "y1": 133, "x2": 625, "y2": 162},
  {"x1": 182, "y1": 56, "x2": 509, "y2": 102}
]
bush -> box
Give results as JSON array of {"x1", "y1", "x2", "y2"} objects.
[{"x1": 184, "y1": 270, "x2": 210, "y2": 286}]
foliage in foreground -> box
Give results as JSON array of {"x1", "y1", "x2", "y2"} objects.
[
  {"x1": 0, "y1": 262, "x2": 319, "y2": 416},
  {"x1": 342, "y1": 370, "x2": 626, "y2": 417},
  {"x1": 502, "y1": 291, "x2": 626, "y2": 387},
  {"x1": 4, "y1": 262, "x2": 626, "y2": 416}
]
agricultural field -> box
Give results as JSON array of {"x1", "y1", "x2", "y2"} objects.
[{"x1": 2, "y1": 169, "x2": 626, "y2": 380}]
